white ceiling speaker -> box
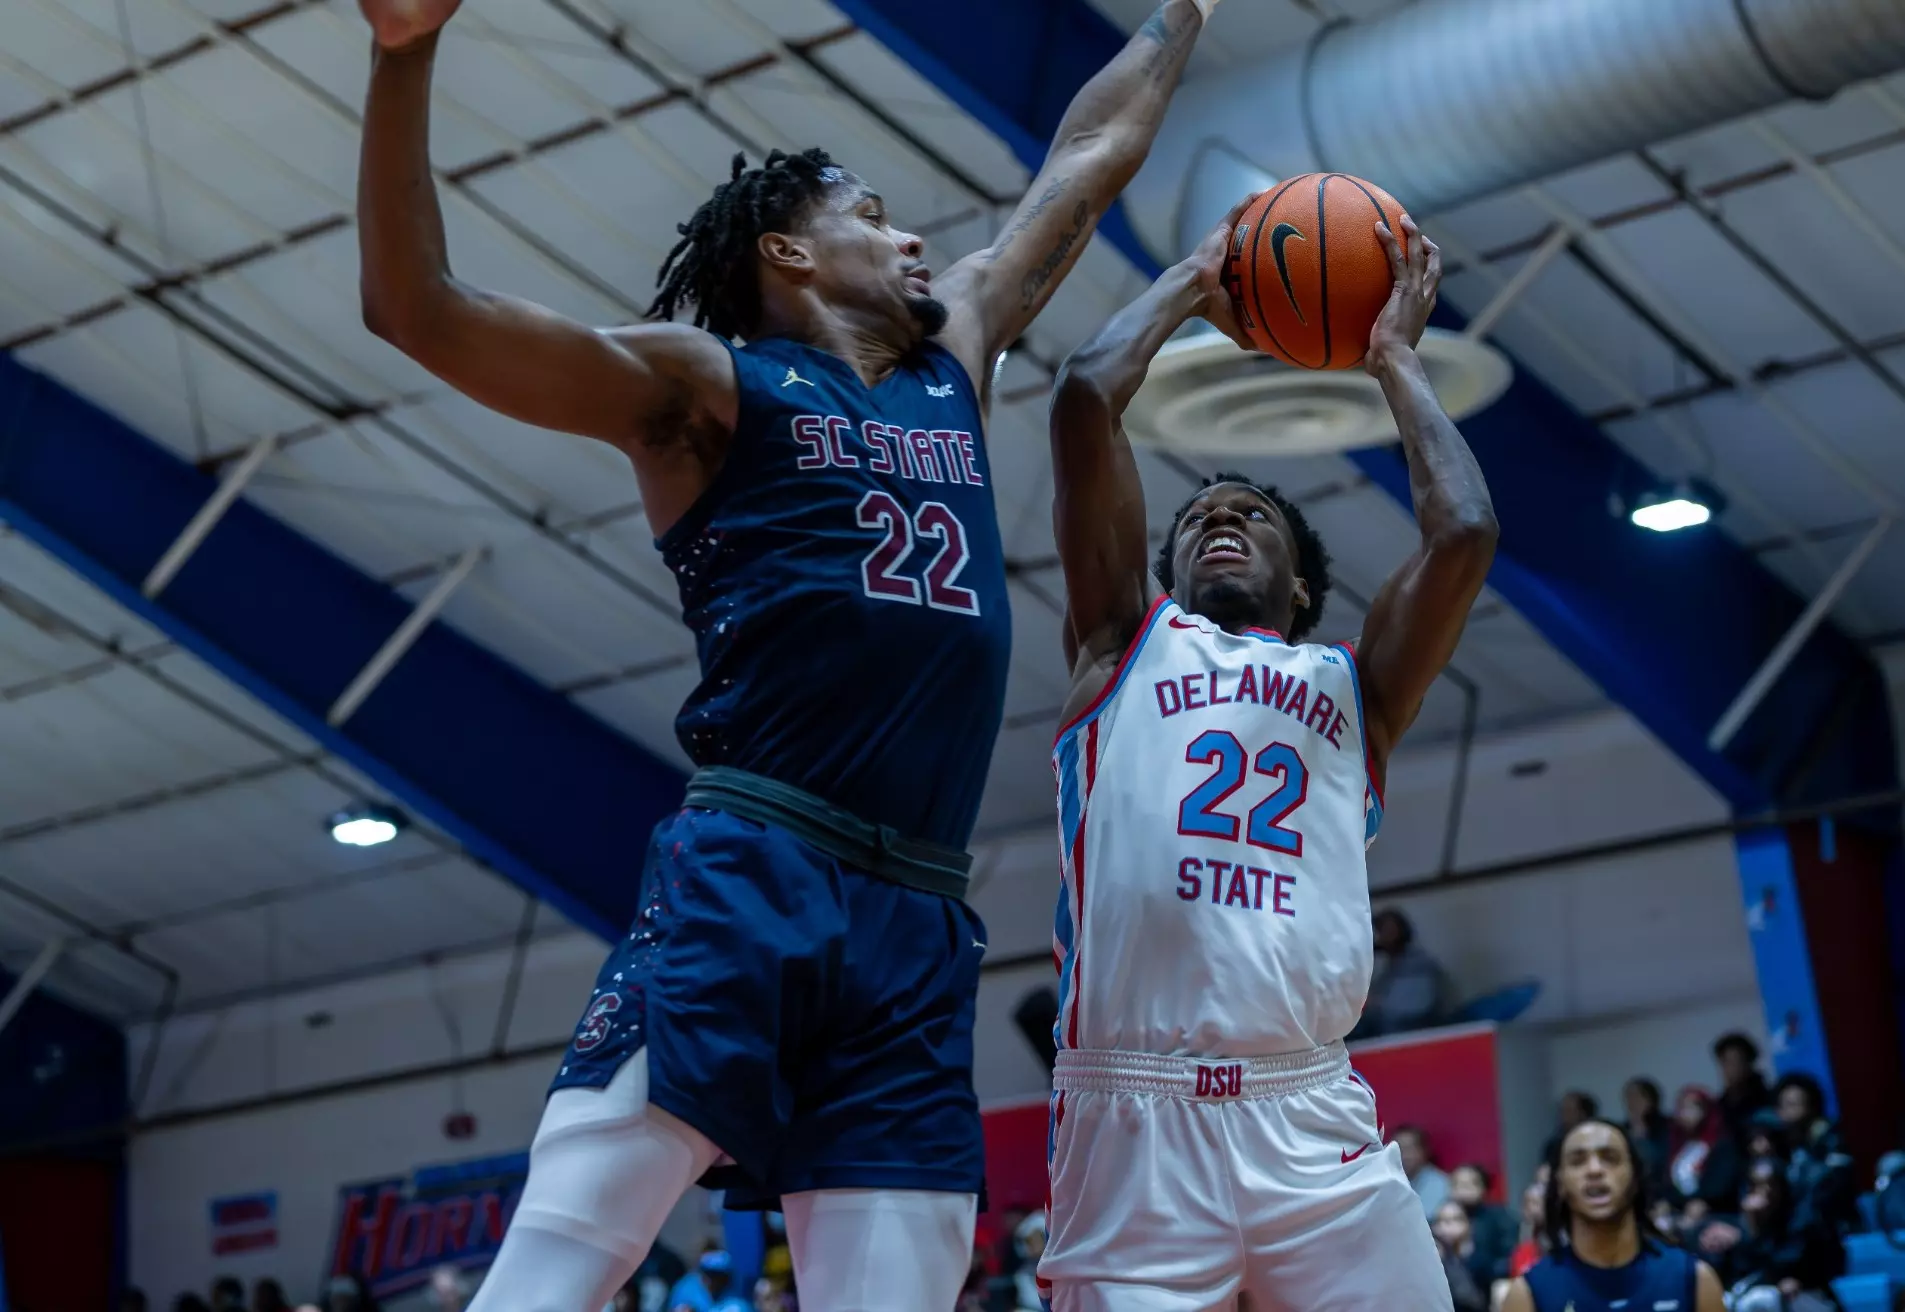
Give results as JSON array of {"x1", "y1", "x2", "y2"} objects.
[{"x1": 1123, "y1": 327, "x2": 1513, "y2": 459}]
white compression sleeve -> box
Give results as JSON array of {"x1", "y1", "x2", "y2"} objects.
[
  {"x1": 783, "y1": 1188, "x2": 978, "y2": 1312},
  {"x1": 467, "y1": 1051, "x2": 720, "y2": 1312},
  {"x1": 1188, "y1": 0, "x2": 1222, "y2": 20}
]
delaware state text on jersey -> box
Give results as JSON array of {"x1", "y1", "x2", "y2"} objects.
[{"x1": 1051, "y1": 598, "x2": 1383, "y2": 1058}]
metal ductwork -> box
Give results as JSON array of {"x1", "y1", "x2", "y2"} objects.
[{"x1": 1125, "y1": 0, "x2": 1905, "y2": 259}]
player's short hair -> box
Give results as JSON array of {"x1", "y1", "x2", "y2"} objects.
[
  {"x1": 1372, "y1": 906, "x2": 1413, "y2": 950},
  {"x1": 649, "y1": 148, "x2": 840, "y2": 341},
  {"x1": 1155, "y1": 472, "x2": 1332, "y2": 641},
  {"x1": 1773, "y1": 1071, "x2": 1826, "y2": 1120}
]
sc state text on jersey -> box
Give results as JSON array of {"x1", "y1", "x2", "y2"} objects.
[{"x1": 791, "y1": 414, "x2": 985, "y2": 486}]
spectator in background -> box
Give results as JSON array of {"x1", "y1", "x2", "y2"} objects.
[
  {"x1": 669, "y1": 1250, "x2": 748, "y2": 1312},
  {"x1": 426, "y1": 1269, "x2": 464, "y2": 1312},
  {"x1": 1449, "y1": 1162, "x2": 1514, "y2": 1278},
  {"x1": 1358, "y1": 909, "x2": 1450, "y2": 1038},
  {"x1": 1432, "y1": 1200, "x2": 1492, "y2": 1311},
  {"x1": 1775, "y1": 1073, "x2": 1856, "y2": 1239},
  {"x1": 1011, "y1": 1213, "x2": 1047, "y2": 1310},
  {"x1": 121, "y1": 1290, "x2": 149, "y2": 1312},
  {"x1": 957, "y1": 1243, "x2": 996, "y2": 1312},
  {"x1": 211, "y1": 1279, "x2": 246, "y2": 1312},
  {"x1": 175, "y1": 1298, "x2": 213, "y2": 1312},
  {"x1": 1661, "y1": 1086, "x2": 1743, "y2": 1235},
  {"x1": 251, "y1": 1282, "x2": 289, "y2": 1312},
  {"x1": 1713, "y1": 1156, "x2": 1841, "y2": 1311},
  {"x1": 323, "y1": 1276, "x2": 377, "y2": 1312},
  {"x1": 1622, "y1": 1077, "x2": 1670, "y2": 1194},
  {"x1": 1507, "y1": 1166, "x2": 1551, "y2": 1281},
  {"x1": 1395, "y1": 1124, "x2": 1452, "y2": 1217},
  {"x1": 1540, "y1": 1091, "x2": 1599, "y2": 1164},
  {"x1": 631, "y1": 1237, "x2": 687, "y2": 1312},
  {"x1": 1713, "y1": 1033, "x2": 1772, "y2": 1145}
]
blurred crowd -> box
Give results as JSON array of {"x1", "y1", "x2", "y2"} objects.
[{"x1": 1406, "y1": 1031, "x2": 1865, "y2": 1311}]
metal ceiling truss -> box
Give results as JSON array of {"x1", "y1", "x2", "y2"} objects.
[
  {"x1": 828, "y1": 0, "x2": 1896, "y2": 820},
  {"x1": 0, "y1": 358, "x2": 689, "y2": 946}
]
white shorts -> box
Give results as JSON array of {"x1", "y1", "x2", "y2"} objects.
[{"x1": 1039, "y1": 1044, "x2": 1452, "y2": 1312}]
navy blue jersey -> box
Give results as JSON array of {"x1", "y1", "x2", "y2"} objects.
[
  {"x1": 658, "y1": 337, "x2": 1011, "y2": 849},
  {"x1": 1524, "y1": 1241, "x2": 1698, "y2": 1312}
]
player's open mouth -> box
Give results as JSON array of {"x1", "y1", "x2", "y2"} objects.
[
  {"x1": 1580, "y1": 1184, "x2": 1613, "y2": 1204},
  {"x1": 1197, "y1": 532, "x2": 1249, "y2": 563},
  {"x1": 903, "y1": 266, "x2": 933, "y2": 294}
]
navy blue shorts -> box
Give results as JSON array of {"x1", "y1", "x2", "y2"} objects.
[{"x1": 550, "y1": 806, "x2": 989, "y2": 1208}]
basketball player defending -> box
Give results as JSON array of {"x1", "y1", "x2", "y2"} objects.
[
  {"x1": 356, "y1": 1, "x2": 1221, "y2": 1308},
  {"x1": 1504, "y1": 1120, "x2": 1724, "y2": 1312},
  {"x1": 1042, "y1": 201, "x2": 1498, "y2": 1309}
]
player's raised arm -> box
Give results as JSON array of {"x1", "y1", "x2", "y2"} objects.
[
  {"x1": 356, "y1": 4, "x2": 735, "y2": 498},
  {"x1": 1052, "y1": 205, "x2": 1254, "y2": 681},
  {"x1": 1354, "y1": 216, "x2": 1499, "y2": 776},
  {"x1": 937, "y1": 0, "x2": 1217, "y2": 380}
]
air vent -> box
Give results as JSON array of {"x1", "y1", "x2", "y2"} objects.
[{"x1": 1123, "y1": 328, "x2": 1512, "y2": 458}]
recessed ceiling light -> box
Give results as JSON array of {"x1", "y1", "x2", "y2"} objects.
[
  {"x1": 1629, "y1": 479, "x2": 1721, "y2": 533},
  {"x1": 327, "y1": 803, "x2": 406, "y2": 847}
]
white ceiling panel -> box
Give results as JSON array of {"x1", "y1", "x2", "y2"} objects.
[
  {"x1": 159, "y1": 42, "x2": 365, "y2": 210},
  {"x1": 1710, "y1": 168, "x2": 1905, "y2": 344},
  {"x1": 1592, "y1": 205, "x2": 1841, "y2": 367},
  {"x1": 1762, "y1": 76, "x2": 1905, "y2": 157},
  {"x1": 810, "y1": 33, "x2": 1033, "y2": 201}
]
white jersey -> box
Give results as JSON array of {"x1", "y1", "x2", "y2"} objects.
[{"x1": 1051, "y1": 596, "x2": 1383, "y2": 1058}]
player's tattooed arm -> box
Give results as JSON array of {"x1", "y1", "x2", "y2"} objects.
[
  {"x1": 1051, "y1": 202, "x2": 1254, "y2": 685},
  {"x1": 937, "y1": 0, "x2": 1212, "y2": 379},
  {"x1": 1354, "y1": 216, "x2": 1498, "y2": 780}
]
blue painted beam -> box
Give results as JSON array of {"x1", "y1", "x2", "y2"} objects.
[
  {"x1": 0, "y1": 355, "x2": 685, "y2": 941},
  {"x1": 835, "y1": 0, "x2": 1896, "y2": 815},
  {"x1": 1346, "y1": 304, "x2": 1900, "y2": 815}
]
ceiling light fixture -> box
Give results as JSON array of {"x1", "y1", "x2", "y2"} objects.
[
  {"x1": 328, "y1": 803, "x2": 406, "y2": 848},
  {"x1": 1629, "y1": 479, "x2": 1721, "y2": 533}
]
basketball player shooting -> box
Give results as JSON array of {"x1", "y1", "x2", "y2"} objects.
[
  {"x1": 1040, "y1": 197, "x2": 1499, "y2": 1309},
  {"x1": 355, "y1": 1, "x2": 1223, "y2": 1309}
]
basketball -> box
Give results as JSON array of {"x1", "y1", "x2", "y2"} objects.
[{"x1": 1224, "y1": 173, "x2": 1407, "y2": 370}]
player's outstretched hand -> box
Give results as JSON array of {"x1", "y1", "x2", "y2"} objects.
[
  {"x1": 1184, "y1": 192, "x2": 1261, "y2": 353},
  {"x1": 360, "y1": 0, "x2": 462, "y2": 51},
  {"x1": 1367, "y1": 213, "x2": 1440, "y2": 369}
]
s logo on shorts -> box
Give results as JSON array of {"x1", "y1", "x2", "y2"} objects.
[{"x1": 573, "y1": 991, "x2": 623, "y2": 1053}]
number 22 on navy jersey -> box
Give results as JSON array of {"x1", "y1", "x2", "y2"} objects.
[{"x1": 659, "y1": 338, "x2": 1012, "y2": 851}]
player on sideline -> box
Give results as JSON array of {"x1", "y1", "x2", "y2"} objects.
[
  {"x1": 356, "y1": 0, "x2": 1224, "y2": 1308},
  {"x1": 1503, "y1": 1119, "x2": 1725, "y2": 1312},
  {"x1": 1040, "y1": 199, "x2": 1497, "y2": 1309}
]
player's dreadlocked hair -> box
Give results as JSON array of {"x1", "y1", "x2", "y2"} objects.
[
  {"x1": 1541, "y1": 1117, "x2": 1672, "y2": 1253},
  {"x1": 648, "y1": 148, "x2": 841, "y2": 341},
  {"x1": 1154, "y1": 471, "x2": 1332, "y2": 642}
]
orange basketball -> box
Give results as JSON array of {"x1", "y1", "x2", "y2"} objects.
[{"x1": 1223, "y1": 173, "x2": 1406, "y2": 371}]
